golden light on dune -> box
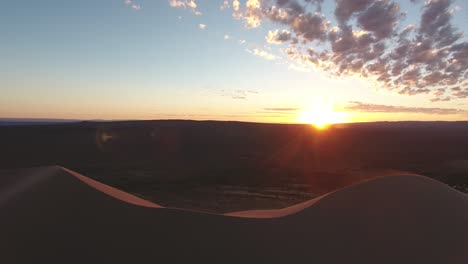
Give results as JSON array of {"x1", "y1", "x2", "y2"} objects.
[{"x1": 297, "y1": 100, "x2": 347, "y2": 129}]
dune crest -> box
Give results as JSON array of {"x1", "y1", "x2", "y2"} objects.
[
  {"x1": 62, "y1": 166, "x2": 458, "y2": 219},
  {"x1": 46, "y1": 167, "x2": 468, "y2": 219},
  {"x1": 61, "y1": 167, "x2": 163, "y2": 208}
]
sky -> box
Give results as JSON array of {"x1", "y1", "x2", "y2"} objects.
[{"x1": 1, "y1": 0, "x2": 467, "y2": 124}]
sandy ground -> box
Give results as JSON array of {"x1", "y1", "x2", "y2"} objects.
[{"x1": 1, "y1": 166, "x2": 468, "y2": 263}]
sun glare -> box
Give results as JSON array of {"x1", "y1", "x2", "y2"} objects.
[{"x1": 297, "y1": 100, "x2": 347, "y2": 129}]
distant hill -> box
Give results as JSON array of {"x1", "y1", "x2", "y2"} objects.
[
  {"x1": 341, "y1": 121, "x2": 468, "y2": 129},
  {"x1": 0, "y1": 118, "x2": 81, "y2": 126}
]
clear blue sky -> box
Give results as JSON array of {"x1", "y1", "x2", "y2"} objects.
[{"x1": 1, "y1": 0, "x2": 467, "y2": 123}]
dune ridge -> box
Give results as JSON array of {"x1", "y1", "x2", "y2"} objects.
[
  {"x1": 62, "y1": 166, "x2": 453, "y2": 218},
  {"x1": 62, "y1": 167, "x2": 163, "y2": 209}
]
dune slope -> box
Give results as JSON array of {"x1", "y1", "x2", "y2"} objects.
[{"x1": 1, "y1": 166, "x2": 467, "y2": 264}]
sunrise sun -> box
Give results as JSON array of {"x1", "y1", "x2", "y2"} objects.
[{"x1": 297, "y1": 100, "x2": 347, "y2": 129}]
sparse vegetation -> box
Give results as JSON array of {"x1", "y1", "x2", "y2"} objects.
[{"x1": 1, "y1": 120, "x2": 468, "y2": 212}]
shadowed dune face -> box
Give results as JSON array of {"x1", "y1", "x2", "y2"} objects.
[{"x1": 1, "y1": 167, "x2": 468, "y2": 263}]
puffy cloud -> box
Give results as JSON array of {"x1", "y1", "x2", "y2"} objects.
[
  {"x1": 169, "y1": 0, "x2": 202, "y2": 15},
  {"x1": 244, "y1": 0, "x2": 263, "y2": 28},
  {"x1": 290, "y1": 12, "x2": 329, "y2": 41},
  {"x1": 248, "y1": 48, "x2": 278, "y2": 60},
  {"x1": 357, "y1": 0, "x2": 401, "y2": 40},
  {"x1": 431, "y1": 88, "x2": 451, "y2": 102},
  {"x1": 335, "y1": 0, "x2": 373, "y2": 25},
  {"x1": 169, "y1": 0, "x2": 196, "y2": 8},
  {"x1": 419, "y1": 0, "x2": 451, "y2": 36},
  {"x1": 452, "y1": 86, "x2": 468, "y2": 99},
  {"x1": 199, "y1": 23, "x2": 207, "y2": 29},
  {"x1": 266, "y1": 29, "x2": 292, "y2": 44},
  {"x1": 345, "y1": 101, "x2": 468, "y2": 115},
  {"x1": 232, "y1": 0, "x2": 242, "y2": 18},
  {"x1": 232, "y1": 0, "x2": 241, "y2": 11}
]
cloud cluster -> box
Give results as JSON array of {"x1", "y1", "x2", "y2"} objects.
[
  {"x1": 345, "y1": 101, "x2": 468, "y2": 115},
  {"x1": 169, "y1": 0, "x2": 202, "y2": 15},
  {"x1": 223, "y1": 0, "x2": 467, "y2": 102}
]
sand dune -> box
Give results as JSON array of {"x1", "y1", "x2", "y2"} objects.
[{"x1": 1, "y1": 166, "x2": 468, "y2": 263}]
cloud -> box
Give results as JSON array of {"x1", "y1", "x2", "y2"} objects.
[
  {"x1": 169, "y1": 0, "x2": 202, "y2": 15},
  {"x1": 245, "y1": 0, "x2": 263, "y2": 28},
  {"x1": 335, "y1": 0, "x2": 373, "y2": 25},
  {"x1": 224, "y1": 34, "x2": 231, "y2": 40},
  {"x1": 248, "y1": 48, "x2": 278, "y2": 60},
  {"x1": 221, "y1": 89, "x2": 259, "y2": 99},
  {"x1": 357, "y1": 0, "x2": 401, "y2": 40},
  {"x1": 266, "y1": 29, "x2": 292, "y2": 44},
  {"x1": 199, "y1": 23, "x2": 207, "y2": 29},
  {"x1": 263, "y1": 107, "x2": 301, "y2": 111},
  {"x1": 260, "y1": 107, "x2": 301, "y2": 116},
  {"x1": 263, "y1": 7, "x2": 330, "y2": 42},
  {"x1": 345, "y1": 101, "x2": 468, "y2": 115},
  {"x1": 124, "y1": 0, "x2": 141, "y2": 10},
  {"x1": 169, "y1": 0, "x2": 196, "y2": 8},
  {"x1": 232, "y1": 0, "x2": 242, "y2": 18},
  {"x1": 220, "y1": 0, "x2": 230, "y2": 10},
  {"x1": 451, "y1": 86, "x2": 468, "y2": 99}
]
